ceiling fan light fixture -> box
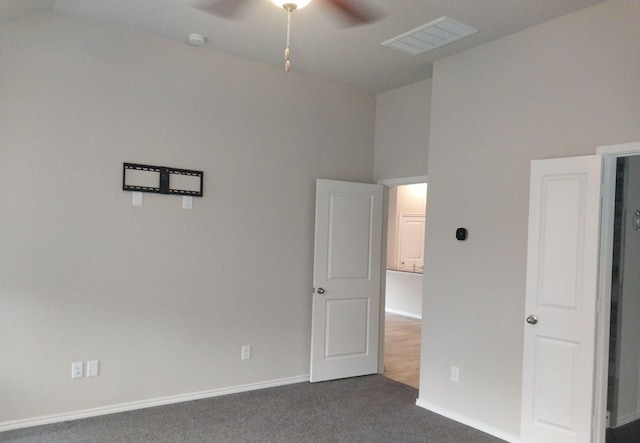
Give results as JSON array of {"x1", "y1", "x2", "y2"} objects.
[{"x1": 271, "y1": 0, "x2": 311, "y2": 10}]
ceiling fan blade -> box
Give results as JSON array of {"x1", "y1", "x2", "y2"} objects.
[
  {"x1": 321, "y1": 0, "x2": 383, "y2": 26},
  {"x1": 192, "y1": 0, "x2": 253, "y2": 19}
]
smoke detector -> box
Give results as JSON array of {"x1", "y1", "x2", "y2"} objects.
[{"x1": 187, "y1": 33, "x2": 206, "y2": 47}]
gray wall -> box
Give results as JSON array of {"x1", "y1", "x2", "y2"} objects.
[
  {"x1": 5, "y1": 0, "x2": 640, "y2": 436},
  {"x1": 419, "y1": 0, "x2": 640, "y2": 438},
  {"x1": 374, "y1": 78, "x2": 431, "y2": 181},
  {"x1": 0, "y1": 12, "x2": 375, "y2": 425}
]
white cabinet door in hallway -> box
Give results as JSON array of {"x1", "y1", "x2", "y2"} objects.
[{"x1": 398, "y1": 214, "x2": 425, "y2": 270}]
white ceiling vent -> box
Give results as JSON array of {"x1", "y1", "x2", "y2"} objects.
[{"x1": 381, "y1": 16, "x2": 478, "y2": 56}]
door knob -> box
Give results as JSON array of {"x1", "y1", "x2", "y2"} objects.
[
  {"x1": 316, "y1": 287, "x2": 325, "y2": 294},
  {"x1": 526, "y1": 315, "x2": 538, "y2": 325}
]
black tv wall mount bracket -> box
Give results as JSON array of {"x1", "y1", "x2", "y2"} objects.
[{"x1": 122, "y1": 163, "x2": 203, "y2": 197}]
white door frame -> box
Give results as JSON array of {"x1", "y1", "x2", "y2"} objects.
[
  {"x1": 594, "y1": 142, "x2": 640, "y2": 442},
  {"x1": 377, "y1": 175, "x2": 428, "y2": 374}
]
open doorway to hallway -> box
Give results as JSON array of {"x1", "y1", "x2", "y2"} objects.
[
  {"x1": 383, "y1": 183, "x2": 426, "y2": 389},
  {"x1": 606, "y1": 155, "x2": 640, "y2": 443}
]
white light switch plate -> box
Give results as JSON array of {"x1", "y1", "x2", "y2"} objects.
[
  {"x1": 87, "y1": 360, "x2": 99, "y2": 377},
  {"x1": 132, "y1": 191, "x2": 143, "y2": 206},
  {"x1": 451, "y1": 366, "x2": 459, "y2": 382},
  {"x1": 182, "y1": 196, "x2": 193, "y2": 210}
]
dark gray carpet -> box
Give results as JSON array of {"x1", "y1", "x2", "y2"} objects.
[
  {"x1": 606, "y1": 418, "x2": 640, "y2": 443},
  {"x1": 0, "y1": 375, "x2": 506, "y2": 442}
]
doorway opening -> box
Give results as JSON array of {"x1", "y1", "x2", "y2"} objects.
[
  {"x1": 589, "y1": 142, "x2": 640, "y2": 443},
  {"x1": 382, "y1": 182, "x2": 426, "y2": 389},
  {"x1": 605, "y1": 155, "x2": 640, "y2": 443}
]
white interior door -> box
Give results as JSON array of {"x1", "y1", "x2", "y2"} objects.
[
  {"x1": 310, "y1": 179, "x2": 383, "y2": 383},
  {"x1": 398, "y1": 214, "x2": 425, "y2": 270},
  {"x1": 520, "y1": 155, "x2": 603, "y2": 443}
]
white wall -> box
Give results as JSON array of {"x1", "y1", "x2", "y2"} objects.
[
  {"x1": 375, "y1": 80, "x2": 430, "y2": 320},
  {"x1": 0, "y1": 12, "x2": 375, "y2": 427},
  {"x1": 385, "y1": 271, "x2": 423, "y2": 319},
  {"x1": 397, "y1": 184, "x2": 427, "y2": 218},
  {"x1": 418, "y1": 0, "x2": 640, "y2": 439},
  {"x1": 374, "y1": 79, "x2": 431, "y2": 181}
]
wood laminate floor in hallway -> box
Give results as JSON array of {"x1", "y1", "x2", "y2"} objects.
[{"x1": 384, "y1": 312, "x2": 421, "y2": 389}]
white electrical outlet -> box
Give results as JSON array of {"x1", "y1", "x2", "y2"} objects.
[
  {"x1": 450, "y1": 366, "x2": 460, "y2": 382},
  {"x1": 87, "y1": 360, "x2": 99, "y2": 377},
  {"x1": 71, "y1": 361, "x2": 84, "y2": 379},
  {"x1": 241, "y1": 345, "x2": 251, "y2": 360}
]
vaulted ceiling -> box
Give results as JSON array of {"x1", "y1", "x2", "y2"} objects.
[{"x1": 1, "y1": 0, "x2": 607, "y2": 93}]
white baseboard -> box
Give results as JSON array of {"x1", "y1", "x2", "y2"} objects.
[
  {"x1": 612, "y1": 408, "x2": 640, "y2": 428},
  {"x1": 0, "y1": 374, "x2": 310, "y2": 433},
  {"x1": 415, "y1": 398, "x2": 520, "y2": 443},
  {"x1": 385, "y1": 307, "x2": 422, "y2": 320}
]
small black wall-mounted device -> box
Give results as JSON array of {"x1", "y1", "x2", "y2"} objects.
[{"x1": 456, "y1": 228, "x2": 468, "y2": 241}]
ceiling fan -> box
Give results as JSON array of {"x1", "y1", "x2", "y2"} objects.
[{"x1": 193, "y1": 0, "x2": 382, "y2": 72}]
